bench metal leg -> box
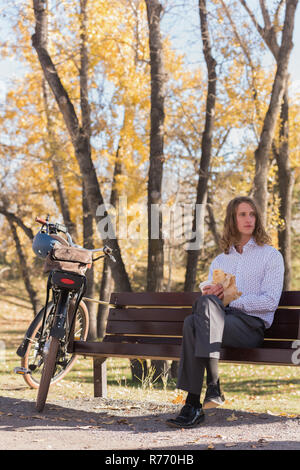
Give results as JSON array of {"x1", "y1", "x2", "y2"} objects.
[{"x1": 93, "y1": 357, "x2": 107, "y2": 398}]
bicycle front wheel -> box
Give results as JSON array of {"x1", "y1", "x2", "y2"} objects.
[{"x1": 35, "y1": 336, "x2": 60, "y2": 412}]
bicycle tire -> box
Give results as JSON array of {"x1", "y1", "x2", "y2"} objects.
[
  {"x1": 35, "y1": 336, "x2": 60, "y2": 412},
  {"x1": 21, "y1": 300, "x2": 89, "y2": 389}
]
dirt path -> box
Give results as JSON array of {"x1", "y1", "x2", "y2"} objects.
[{"x1": 0, "y1": 395, "x2": 299, "y2": 451}]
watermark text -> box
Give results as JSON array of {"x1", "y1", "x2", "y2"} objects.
[{"x1": 96, "y1": 196, "x2": 205, "y2": 250}]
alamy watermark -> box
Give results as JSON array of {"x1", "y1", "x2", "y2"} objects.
[
  {"x1": 0, "y1": 340, "x2": 5, "y2": 365},
  {"x1": 95, "y1": 196, "x2": 205, "y2": 250},
  {"x1": 291, "y1": 340, "x2": 300, "y2": 365}
]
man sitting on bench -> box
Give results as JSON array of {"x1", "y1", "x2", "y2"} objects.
[{"x1": 167, "y1": 196, "x2": 284, "y2": 428}]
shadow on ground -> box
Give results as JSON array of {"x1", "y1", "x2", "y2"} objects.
[{"x1": 0, "y1": 396, "x2": 300, "y2": 438}]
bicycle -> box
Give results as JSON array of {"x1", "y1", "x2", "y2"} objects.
[{"x1": 15, "y1": 216, "x2": 116, "y2": 412}]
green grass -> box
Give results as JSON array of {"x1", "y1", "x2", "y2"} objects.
[{"x1": 0, "y1": 278, "x2": 299, "y2": 417}]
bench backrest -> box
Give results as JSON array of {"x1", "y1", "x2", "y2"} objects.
[
  {"x1": 265, "y1": 291, "x2": 300, "y2": 342},
  {"x1": 106, "y1": 291, "x2": 300, "y2": 343}
]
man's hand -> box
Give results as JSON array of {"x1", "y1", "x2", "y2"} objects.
[{"x1": 202, "y1": 283, "x2": 224, "y2": 300}]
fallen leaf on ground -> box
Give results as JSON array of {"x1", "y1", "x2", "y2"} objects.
[
  {"x1": 117, "y1": 418, "x2": 128, "y2": 424},
  {"x1": 171, "y1": 394, "x2": 185, "y2": 404},
  {"x1": 258, "y1": 438, "x2": 270, "y2": 443},
  {"x1": 226, "y1": 413, "x2": 238, "y2": 421}
]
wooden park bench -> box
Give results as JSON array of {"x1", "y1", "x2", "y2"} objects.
[{"x1": 72, "y1": 291, "x2": 300, "y2": 398}]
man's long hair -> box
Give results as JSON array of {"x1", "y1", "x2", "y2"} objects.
[{"x1": 220, "y1": 196, "x2": 271, "y2": 254}]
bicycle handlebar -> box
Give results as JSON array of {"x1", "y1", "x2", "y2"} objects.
[
  {"x1": 35, "y1": 217, "x2": 48, "y2": 225},
  {"x1": 36, "y1": 216, "x2": 68, "y2": 234}
]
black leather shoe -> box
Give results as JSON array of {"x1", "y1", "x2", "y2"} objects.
[
  {"x1": 203, "y1": 380, "x2": 225, "y2": 409},
  {"x1": 166, "y1": 404, "x2": 205, "y2": 428}
]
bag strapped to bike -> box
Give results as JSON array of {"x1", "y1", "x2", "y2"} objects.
[{"x1": 43, "y1": 246, "x2": 93, "y2": 276}]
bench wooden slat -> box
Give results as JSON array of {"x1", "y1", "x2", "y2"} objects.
[
  {"x1": 73, "y1": 340, "x2": 182, "y2": 360},
  {"x1": 262, "y1": 340, "x2": 296, "y2": 349},
  {"x1": 106, "y1": 320, "x2": 298, "y2": 340},
  {"x1": 106, "y1": 320, "x2": 184, "y2": 336},
  {"x1": 279, "y1": 291, "x2": 300, "y2": 306},
  {"x1": 264, "y1": 323, "x2": 299, "y2": 339},
  {"x1": 96, "y1": 336, "x2": 294, "y2": 349},
  {"x1": 73, "y1": 340, "x2": 296, "y2": 365},
  {"x1": 220, "y1": 346, "x2": 295, "y2": 365},
  {"x1": 110, "y1": 292, "x2": 200, "y2": 307},
  {"x1": 103, "y1": 335, "x2": 182, "y2": 345},
  {"x1": 109, "y1": 307, "x2": 192, "y2": 322},
  {"x1": 109, "y1": 307, "x2": 299, "y2": 324},
  {"x1": 110, "y1": 290, "x2": 300, "y2": 307},
  {"x1": 272, "y1": 308, "x2": 300, "y2": 324}
]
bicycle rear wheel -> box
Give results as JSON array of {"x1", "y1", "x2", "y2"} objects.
[
  {"x1": 35, "y1": 336, "x2": 60, "y2": 412},
  {"x1": 21, "y1": 300, "x2": 89, "y2": 389}
]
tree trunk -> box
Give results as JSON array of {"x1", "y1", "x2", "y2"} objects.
[
  {"x1": 0, "y1": 207, "x2": 34, "y2": 240},
  {"x1": 78, "y1": 0, "x2": 97, "y2": 340},
  {"x1": 184, "y1": 0, "x2": 217, "y2": 291},
  {"x1": 97, "y1": 143, "x2": 123, "y2": 339},
  {"x1": 273, "y1": 91, "x2": 293, "y2": 289},
  {"x1": 8, "y1": 220, "x2": 41, "y2": 316},
  {"x1": 144, "y1": 0, "x2": 166, "y2": 382},
  {"x1": 240, "y1": 0, "x2": 298, "y2": 223},
  {"x1": 0, "y1": 199, "x2": 40, "y2": 314},
  {"x1": 206, "y1": 193, "x2": 221, "y2": 248},
  {"x1": 82, "y1": 181, "x2": 98, "y2": 339},
  {"x1": 97, "y1": 257, "x2": 113, "y2": 339},
  {"x1": 145, "y1": 0, "x2": 165, "y2": 293},
  {"x1": 32, "y1": 0, "x2": 131, "y2": 292},
  {"x1": 42, "y1": 80, "x2": 78, "y2": 241},
  {"x1": 240, "y1": 0, "x2": 297, "y2": 281}
]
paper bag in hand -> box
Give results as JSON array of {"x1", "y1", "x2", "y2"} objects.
[{"x1": 212, "y1": 269, "x2": 242, "y2": 306}]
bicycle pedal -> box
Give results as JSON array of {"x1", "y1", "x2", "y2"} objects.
[{"x1": 14, "y1": 367, "x2": 31, "y2": 375}]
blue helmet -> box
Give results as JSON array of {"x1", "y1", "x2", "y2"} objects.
[{"x1": 32, "y1": 231, "x2": 66, "y2": 258}]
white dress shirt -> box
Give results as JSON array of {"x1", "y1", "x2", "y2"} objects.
[{"x1": 207, "y1": 238, "x2": 284, "y2": 328}]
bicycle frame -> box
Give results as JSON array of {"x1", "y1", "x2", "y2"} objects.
[
  {"x1": 42, "y1": 271, "x2": 87, "y2": 344},
  {"x1": 16, "y1": 302, "x2": 55, "y2": 359},
  {"x1": 50, "y1": 289, "x2": 71, "y2": 339}
]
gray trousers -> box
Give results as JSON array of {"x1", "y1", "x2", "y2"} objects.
[{"x1": 177, "y1": 294, "x2": 265, "y2": 395}]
